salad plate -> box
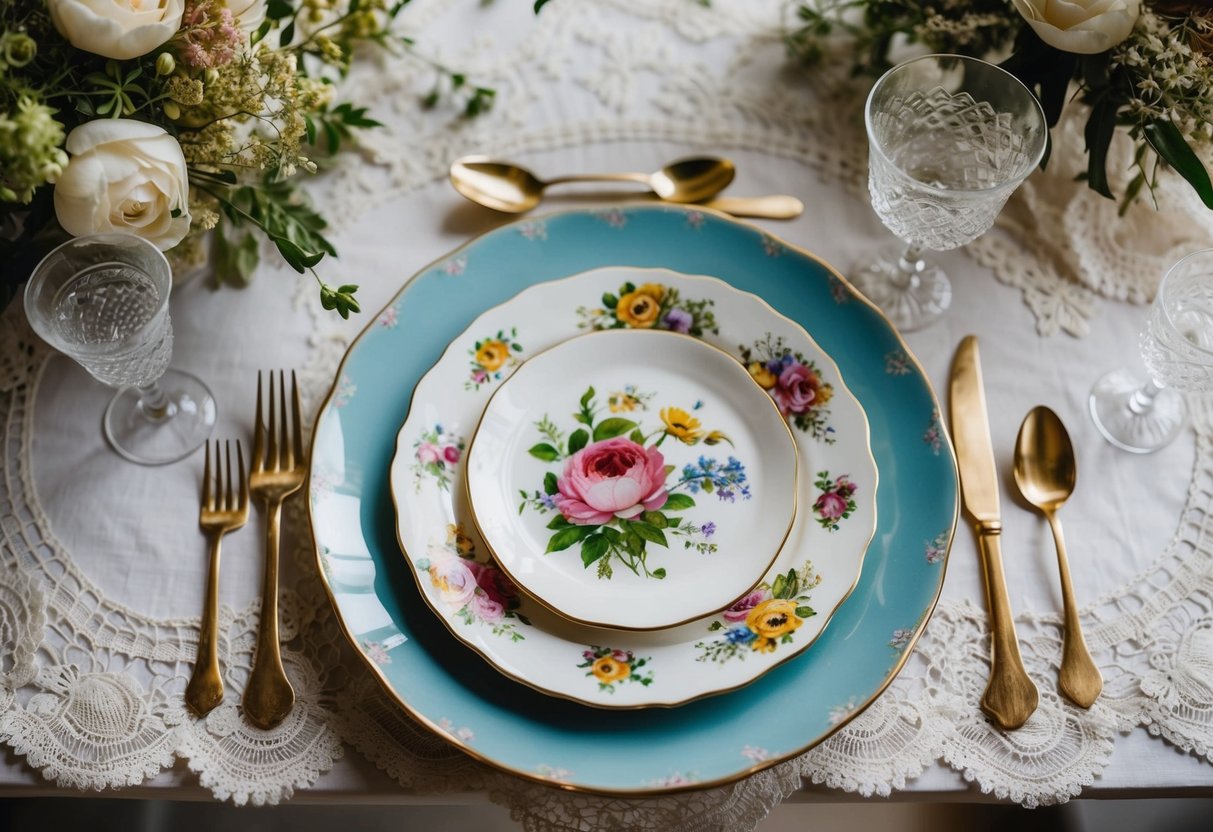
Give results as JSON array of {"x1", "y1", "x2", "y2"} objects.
[
  {"x1": 465, "y1": 328, "x2": 799, "y2": 631},
  {"x1": 309, "y1": 205, "x2": 958, "y2": 795},
  {"x1": 388, "y1": 267, "x2": 872, "y2": 706}
]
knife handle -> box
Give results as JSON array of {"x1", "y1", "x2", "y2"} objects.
[{"x1": 975, "y1": 522, "x2": 1038, "y2": 730}]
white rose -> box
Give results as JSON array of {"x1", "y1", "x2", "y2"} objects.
[
  {"x1": 47, "y1": 0, "x2": 185, "y2": 61},
  {"x1": 1011, "y1": 0, "x2": 1141, "y2": 55},
  {"x1": 55, "y1": 120, "x2": 192, "y2": 251},
  {"x1": 223, "y1": 0, "x2": 267, "y2": 32}
]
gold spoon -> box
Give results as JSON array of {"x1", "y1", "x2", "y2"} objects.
[
  {"x1": 451, "y1": 155, "x2": 736, "y2": 213},
  {"x1": 1013, "y1": 405, "x2": 1103, "y2": 709}
]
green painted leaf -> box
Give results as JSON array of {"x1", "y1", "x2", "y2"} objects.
[
  {"x1": 543, "y1": 472, "x2": 558, "y2": 495},
  {"x1": 580, "y1": 534, "x2": 609, "y2": 566},
  {"x1": 629, "y1": 429, "x2": 645, "y2": 444},
  {"x1": 546, "y1": 525, "x2": 594, "y2": 553},
  {"x1": 547, "y1": 515, "x2": 572, "y2": 530},
  {"x1": 601, "y1": 292, "x2": 618, "y2": 309},
  {"x1": 580, "y1": 387, "x2": 595, "y2": 409},
  {"x1": 771, "y1": 574, "x2": 788, "y2": 599},
  {"x1": 651, "y1": 568, "x2": 666, "y2": 579},
  {"x1": 528, "y1": 443, "x2": 560, "y2": 462},
  {"x1": 641, "y1": 511, "x2": 668, "y2": 529},
  {"x1": 630, "y1": 521, "x2": 668, "y2": 548},
  {"x1": 795, "y1": 605, "x2": 817, "y2": 618},
  {"x1": 1145, "y1": 120, "x2": 1213, "y2": 209},
  {"x1": 592, "y1": 418, "x2": 637, "y2": 442},
  {"x1": 662, "y1": 493, "x2": 695, "y2": 511},
  {"x1": 568, "y1": 429, "x2": 589, "y2": 455}
]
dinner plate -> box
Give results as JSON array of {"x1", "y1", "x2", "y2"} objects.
[
  {"x1": 466, "y1": 329, "x2": 800, "y2": 631},
  {"x1": 309, "y1": 205, "x2": 958, "y2": 795},
  {"x1": 388, "y1": 267, "x2": 873, "y2": 706}
]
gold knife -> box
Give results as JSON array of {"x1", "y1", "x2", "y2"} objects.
[{"x1": 949, "y1": 335, "x2": 1038, "y2": 730}]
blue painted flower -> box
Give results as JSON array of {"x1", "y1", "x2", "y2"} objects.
[{"x1": 726, "y1": 626, "x2": 757, "y2": 645}]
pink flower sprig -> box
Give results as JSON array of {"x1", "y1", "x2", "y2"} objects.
[{"x1": 177, "y1": 0, "x2": 244, "y2": 69}]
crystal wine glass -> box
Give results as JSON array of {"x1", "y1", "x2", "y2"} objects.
[
  {"x1": 852, "y1": 54, "x2": 1047, "y2": 331},
  {"x1": 1089, "y1": 249, "x2": 1213, "y2": 453},
  {"x1": 24, "y1": 232, "x2": 216, "y2": 465}
]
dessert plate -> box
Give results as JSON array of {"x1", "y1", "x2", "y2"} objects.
[
  {"x1": 465, "y1": 328, "x2": 799, "y2": 631},
  {"x1": 389, "y1": 267, "x2": 872, "y2": 706},
  {"x1": 310, "y1": 205, "x2": 958, "y2": 795}
]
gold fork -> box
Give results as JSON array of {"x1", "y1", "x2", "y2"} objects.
[
  {"x1": 244, "y1": 370, "x2": 305, "y2": 729},
  {"x1": 186, "y1": 439, "x2": 249, "y2": 717}
]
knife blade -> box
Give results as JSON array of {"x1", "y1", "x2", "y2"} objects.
[{"x1": 949, "y1": 335, "x2": 1038, "y2": 730}]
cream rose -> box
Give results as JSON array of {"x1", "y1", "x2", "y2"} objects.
[
  {"x1": 47, "y1": 0, "x2": 185, "y2": 60},
  {"x1": 55, "y1": 120, "x2": 192, "y2": 251},
  {"x1": 1011, "y1": 0, "x2": 1141, "y2": 55},
  {"x1": 223, "y1": 0, "x2": 267, "y2": 32}
]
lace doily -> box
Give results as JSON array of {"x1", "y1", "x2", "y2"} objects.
[{"x1": 4, "y1": 2, "x2": 1213, "y2": 830}]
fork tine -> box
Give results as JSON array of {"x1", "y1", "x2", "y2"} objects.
[
  {"x1": 252, "y1": 372, "x2": 266, "y2": 474},
  {"x1": 291, "y1": 370, "x2": 304, "y2": 467},
  {"x1": 267, "y1": 370, "x2": 279, "y2": 473},
  {"x1": 237, "y1": 440, "x2": 248, "y2": 512},
  {"x1": 202, "y1": 439, "x2": 214, "y2": 511},
  {"x1": 279, "y1": 370, "x2": 291, "y2": 471},
  {"x1": 224, "y1": 440, "x2": 234, "y2": 511}
]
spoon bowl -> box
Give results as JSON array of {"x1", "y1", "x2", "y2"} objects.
[
  {"x1": 1013, "y1": 405, "x2": 1076, "y2": 511},
  {"x1": 450, "y1": 155, "x2": 736, "y2": 213}
]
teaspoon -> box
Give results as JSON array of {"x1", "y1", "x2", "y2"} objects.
[
  {"x1": 1013, "y1": 405, "x2": 1103, "y2": 708},
  {"x1": 451, "y1": 155, "x2": 735, "y2": 213}
]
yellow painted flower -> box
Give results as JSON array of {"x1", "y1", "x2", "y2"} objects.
[
  {"x1": 816, "y1": 383, "x2": 834, "y2": 406},
  {"x1": 609, "y1": 391, "x2": 639, "y2": 412},
  {"x1": 661, "y1": 407, "x2": 703, "y2": 444},
  {"x1": 636, "y1": 283, "x2": 665, "y2": 301},
  {"x1": 748, "y1": 362, "x2": 777, "y2": 390},
  {"x1": 591, "y1": 655, "x2": 631, "y2": 683},
  {"x1": 751, "y1": 637, "x2": 777, "y2": 653},
  {"x1": 475, "y1": 339, "x2": 510, "y2": 372},
  {"x1": 746, "y1": 599, "x2": 802, "y2": 639},
  {"x1": 704, "y1": 430, "x2": 731, "y2": 446},
  {"x1": 616, "y1": 290, "x2": 662, "y2": 328},
  {"x1": 446, "y1": 523, "x2": 475, "y2": 556}
]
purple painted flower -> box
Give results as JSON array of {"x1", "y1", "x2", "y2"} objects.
[
  {"x1": 664, "y1": 308, "x2": 693, "y2": 333},
  {"x1": 701, "y1": 521, "x2": 716, "y2": 538},
  {"x1": 722, "y1": 589, "x2": 766, "y2": 623}
]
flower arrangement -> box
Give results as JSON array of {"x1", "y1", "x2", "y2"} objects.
[
  {"x1": 788, "y1": 0, "x2": 1213, "y2": 213},
  {"x1": 415, "y1": 525, "x2": 530, "y2": 642},
  {"x1": 576, "y1": 279, "x2": 719, "y2": 335},
  {"x1": 0, "y1": 0, "x2": 492, "y2": 313},
  {"x1": 695, "y1": 561, "x2": 821, "y2": 663}
]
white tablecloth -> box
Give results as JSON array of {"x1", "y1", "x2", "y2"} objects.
[{"x1": 3, "y1": 1, "x2": 1213, "y2": 828}]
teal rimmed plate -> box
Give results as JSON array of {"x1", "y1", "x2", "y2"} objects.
[{"x1": 308, "y1": 205, "x2": 959, "y2": 796}]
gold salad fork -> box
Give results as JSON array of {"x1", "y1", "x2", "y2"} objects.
[
  {"x1": 244, "y1": 371, "x2": 306, "y2": 729},
  {"x1": 186, "y1": 439, "x2": 249, "y2": 717}
]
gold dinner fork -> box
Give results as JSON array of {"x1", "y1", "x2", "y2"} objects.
[
  {"x1": 186, "y1": 439, "x2": 249, "y2": 717},
  {"x1": 244, "y1": 370, "x2": 305, "y2": 729}
]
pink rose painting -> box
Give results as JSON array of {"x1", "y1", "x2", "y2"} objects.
[
  {"x1": 722, "y1": 589, "x2": 766, "y2": 622},
  {"x1": 772, "y1": 362, "x2": 820, "y2": 416},
  {"x1": 738, "y1": 335, "x2": 835, "y2": 442},
  {"x1": 411, "y1": 424, "x2": 466, "y2": 493},
  {"x1": 813, "y1": 471, "x2": 857, "y2": 531},
  {"x1": 554, "y1": 437, "x2": 668, "y2": 525},
  {"x1": 520, "y1": 386, "x2": 749, "y2": 581}
]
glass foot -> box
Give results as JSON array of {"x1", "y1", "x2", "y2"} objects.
[
  {"x1": 850, "y1": 247, "x2": 952, "y2": 332},
  {"x1": 1088, "y1": 368, "x2": 1185, "y2": 454},
  {"x1": 104, "y1": 368, "x2": 217, "y2": 465}
]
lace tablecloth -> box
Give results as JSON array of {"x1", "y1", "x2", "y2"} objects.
[{"x1": 4, "y1": 1, "x2": 1213, "y2": 828}]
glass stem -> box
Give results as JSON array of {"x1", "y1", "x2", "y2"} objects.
[
  {"x1": 893, "y1": 243, "x2": 926, "y2": 290},
  {"x1": 137, "y1": 380, "x2": 172, "y2": 421},
  {"x1": 1128, "y1": 379, "x2": 1162, "y2": 416}
]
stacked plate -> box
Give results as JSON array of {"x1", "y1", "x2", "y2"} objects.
[{"x1": 309, "y1": 206, "x2": 959, "y2": 795}]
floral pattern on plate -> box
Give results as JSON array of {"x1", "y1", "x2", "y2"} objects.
[
  {"x1": 410, "y1": 425, "x2": 465, "y2": 492},
  {"x1": 812, "y1": 471, "x2": 858, "y2": 531},
  {"x1": 579, "y1": 646, "x2": 653, "y2": 692},
  {"x1": 518, "y1": 386, "x2": 743, "y2": 580},
  {"x1": 576, "y1": 278, "x2": 718, "y2": 336},
  {"x1": 695, "y1": 561, "x2": 821, "y2": 663},
  {"x1": 466, "y1": 327, "x2": 523, "y2": 391},
  {"x1": 413, "y1": 525, "x2": 531, "y2": 641},
  {"x1": 739, "y1": 334, "x2": 835, "y2": 442}
]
